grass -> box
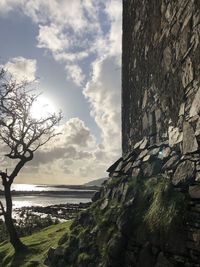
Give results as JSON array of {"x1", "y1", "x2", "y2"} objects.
[
  {"x1": 0, "y1": 221, "x2": 72, "y2": 267},
  {"x1": 143, "y1": 177, "x2": 186, "y2": 233}
]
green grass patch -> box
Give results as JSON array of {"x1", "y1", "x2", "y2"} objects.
[
  {"x1": 144, "y1": 177, "x2": 186, "y2": 233},
  {"x1": 0, "y1": 221, "x2": 72, "y2": 267}
]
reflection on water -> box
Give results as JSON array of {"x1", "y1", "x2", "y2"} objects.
[
  {"x1": 0, "y1": 195, "x2": 91, "y2": 209},
  {"x1": 0, "y1": 183, "x2": 95, "y2": 192}
]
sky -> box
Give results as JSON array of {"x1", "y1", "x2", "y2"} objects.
[{"x1": 0, "y1": 0, "x2": 122, "y2": 185}]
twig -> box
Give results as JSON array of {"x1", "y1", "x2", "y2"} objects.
[{"x1": 0, "y1": 201, "x2": 5, "y2": 215}]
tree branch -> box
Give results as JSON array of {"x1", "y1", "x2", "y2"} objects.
[{"x1": 0, "y1": 201, "x2": 5, "y2": 216}]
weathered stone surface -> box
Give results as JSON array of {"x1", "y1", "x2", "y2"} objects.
[
  {"x1": 142, "y1": 160, "x2": 162, "y2": 178},
  {"x1": 138, "y1": 149, "x2": 148, "y2": 159},
  {"x1": 100, "y1": 198, "x2": 109, "y2": 210},
  {"x1": 182, "y1": 121, "x2": 198, "y2": 154},
  {"x1": 158, "y1": 147, "x2": 171, "y2": 160},
  {"x1": 132, "y1": 160, "x2": 141, "y2": 168},
  {"x1": 123, "y1": 162, "x2": 133, "y2": 174},
  {"x1": 54, "y1": 246, "x2": 65, "y2": 256},
  {"x1": 149, "y1": 147, "x2": 160, "y2": 156},
  {"x1": 132, "y1": 167, "x2": 140, "y2": 178},
  {"x1": 196, "y1": 171, "x2": 200, "y2": 182},
  {"x1": 139, "y1": 137, "x2": 148, "y2": 150},
  {"x1": 168, "y1": 126, "x2": 183, "y2": 147},
  {"x1": 172, "y1": 160, "x2": 195, "y2": 186},
  {"x1": 189, "y1": 88, "x2": 200, "y2": 117},
  {"x1": 107, "y1": 158, "x2": 123, "y2": 173},
  {"x1": 195, "y1": 117, "x2": 200, "y2": 137},
  {"x1": 143, "y1": 154, "x2": 151, "y2": 162},
  {"x1": 182, "y1": 57, "x2": 193, "y2": 88},
  {"x1": 189, "y1": 185, "x2": 200, "y2": 199},
  {"x1": 47, "y1": 247, "x2": 55, "y2": 261},
  {"x1": 162, "y1": 154, "x2": 179, "y2": 170}
]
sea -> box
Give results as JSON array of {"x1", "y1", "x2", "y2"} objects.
[{"x1": 0, "y1": 184, "x2": 93, "y2": 209}]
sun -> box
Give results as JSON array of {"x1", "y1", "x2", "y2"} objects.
[{"x1": 30, "y1": 96, "x2": 56, "y2": 119}]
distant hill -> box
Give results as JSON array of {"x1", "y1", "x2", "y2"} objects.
[{"x1": 84, "y1": 177, "x2": 108, "y2": 187}]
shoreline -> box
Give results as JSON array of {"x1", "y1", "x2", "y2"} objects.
[
  {"x1": 14, "y1": 202, "x2": 91, "y2": 221},
  {"x1": 0, "y1": 189, "x2": 97, "y2": 198}
]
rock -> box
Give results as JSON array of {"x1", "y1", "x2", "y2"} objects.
[
  {"x1": 143, "y1": 154, "x2": 151, "y2": 162},
  {"x1": 189, "y1": 87, "x2": 200, "y2": 117},
  {"x1": 149, "y1": 147, "x2": 160, "y2": 156},
  {"x1": 57, "y1": 259, "x2": 67, "y2": 267},
  {"x1": 132, "y1": 167, "x2": 140, "y2": 177},
  {"x1": 179, "y1": 102, "x2": 185, "y2": 116},
  {"x1": 162, "y1": 154, "x2": 179, "y2": 170},
  {"x1": 142, "y1": 160, "x2": 162, "y2": 178},
  {"x1": 100, "y1": 198, "x2": 109, "y2": 210},
  {"x1": 54, "y1": 246, "x2": 65, "y2": 256},
  {"x1": 134, "y1": 139, "x2": 144, "y2": 150},
  {"x1": 47, "y1": 247, "x2": 55, "y2": 261},
  {"x1": 195, "y1": 117, "x2": 200, "y2": 137},
  {"x1": 182, "y1": 121, "x2": 198, "y2": 154},
  {"x1": 92, "y1": 191, "x2": 101, "y2": 202},
  {"x1": 123, "y1": 162, "x2": 133, "y2": 174},
  {"x1": 107, "y1": 157, "x2": 123, "y2": 173},
  {"x1": 155, "y1": 252, "x2": 174, "y2": 267},
  {"x1": 138, "y1": 149, "x2": 148, "y2": 159},
  {"x1": 138, "y1": 242, "x2": 155, "y2": 267},
  {"x1": 168, "y1": 126, "x2": 183, "y2": 146},
  {"x1": 139, "y1": 137, "x2": 148, "y2": 149},
  {"x1": 158, "y1": 147, "x2": 171, "y2": 160},
  {"x1": 172, "y1": 160, "x2": 195, "y2": 186},
  {"x1": 122, "y1": 183, "x2": 129, "y2": 201},
  {"x1": 196, "y1": 171, "x2": 200, "y2": 182},
  {"x1": 132, "y1": 160, "x2": 141, "y2": 168},
  {"x1": 123, "y1": 150, "x2": 137, "y2": 162},
  {"x1": 163, "y1": 46, "x2": 172, "y2": 71},
  {"x1": 58, "y1": 233, "x2": 69, "y2": 246},
  {"x1": 189, "y1": 185, "x2": 200, "y2": 199},
  {"x1": 182, "y1": 57, "x2": 193, "y2": 88},
  {"x1": 107, "y1": 234, "x2": 126, "y2": 259}
]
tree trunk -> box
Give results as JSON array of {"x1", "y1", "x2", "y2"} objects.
[{"x1": 4, "y1": 182, "x2": 26, "y2": 252}]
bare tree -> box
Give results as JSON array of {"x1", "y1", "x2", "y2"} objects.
[{"x1": 0, "y1": 69, "x2": 62, "y2": 252}]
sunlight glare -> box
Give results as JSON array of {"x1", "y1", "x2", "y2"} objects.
[{"x1": 30, "y1": 96, "x2": 56, "y2": 119}]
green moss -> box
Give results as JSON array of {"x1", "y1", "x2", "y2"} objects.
[
  {"x1": 0, "y1": 221, "x2": 72, "y2": 267},
  {"x1": 77, "y1": 252, "x2": 91, "y2": 264},
  {"x1": 144, "y1": 177, "x2": 187, "y2": 233}
]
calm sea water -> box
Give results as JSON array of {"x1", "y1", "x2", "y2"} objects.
[{"x1": 0, "y1": 184, "x2": 92, "y2": 208}]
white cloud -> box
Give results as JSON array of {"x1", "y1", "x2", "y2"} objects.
[
  {"x1": 65, "y1": 64, "x2": 85, "y2": 86},
  {"x1": 84, "y1": 56, "x2": 121, "y2": 153},
  {"x1": 0, "y1": 0, "x2": 122, "y2": 183},
  {"x1": 3, "y1": 57, "x2": 37, "y2": 82},
  {"x1": 37, "y1": 24, "x2": 69, "y2": 52}
]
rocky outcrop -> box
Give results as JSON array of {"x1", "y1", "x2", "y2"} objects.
[{"x1": 46, "y1": 138, "x2": 200, "y2": 266}]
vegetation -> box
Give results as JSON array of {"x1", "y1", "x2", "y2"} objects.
[
  {"x1": 0, "y1": 213, "x2": 59, "y2": 243},
  {"x1": 0, "y1": 69, "x2": 62, "y2": 252},
  {"x1": 143, "y1": 177, "x2": 186, "y2": 233},
  {"x1": 0, "y1": 221, "x2": 71, "y2": 267}
]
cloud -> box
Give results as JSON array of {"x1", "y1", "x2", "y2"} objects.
[
  {"x1": 3, "y1": 57, "x2": 37, "y2": 82},
  {"x1": 28, "y1": 117, "x2": 95, "y2": 166},
  {"x1": 37, "y1": 24, "x2": 69, "y2": 52},
  {"x1": 65, "y1": 64, "x2": 85, "y2": 86},
  {"x1": 0, "y1": 0, "x2": 122, "y2": 183},
  {"x1": 84, "y1": 56, "x2": 121, "y2": 154}
]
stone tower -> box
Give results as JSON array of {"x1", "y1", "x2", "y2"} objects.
[{"x1": 122, "y1": 0, "x2": 200, "y2": 155}]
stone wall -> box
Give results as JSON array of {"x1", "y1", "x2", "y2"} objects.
[{"x1": 122, "y1": 0, "x2": 200, "y2": 154}]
